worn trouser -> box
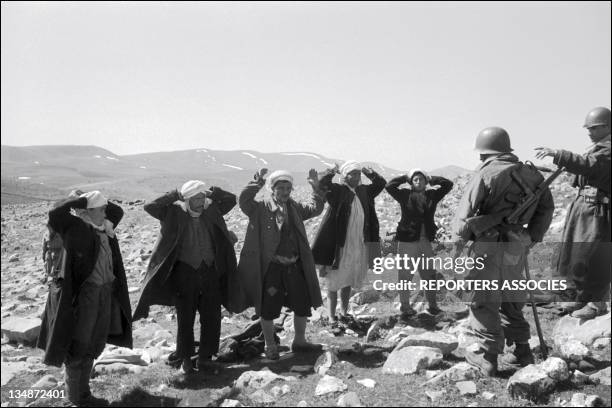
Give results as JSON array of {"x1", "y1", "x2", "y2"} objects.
[
  {"x1": 65, "y1": 281, "x2": 113, "y2": 403},
  {"x1": 468, "y1": 238, "x2": 530, "y2": 355},
  {"x1": 397, "y1": 239, "x2": 437, "y2": 310},
  {"x1": 173, "y1": 261, "x2": 222, "y2": 361}
]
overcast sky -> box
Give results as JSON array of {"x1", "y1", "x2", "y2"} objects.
[{"x1": 1, "y1": 2, "x2": 610, "y2": 170}]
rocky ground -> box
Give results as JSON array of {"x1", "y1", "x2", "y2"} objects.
[{"x1": 1, "y1": 174, "x2": 610, "y2": 407}]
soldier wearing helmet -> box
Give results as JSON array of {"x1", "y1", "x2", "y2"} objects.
[
  {"x1": 453, "y1": 127, "x2": 555, "y2": 376},
  {"x1": 535, "y1": 107, "x2": 611, "y2": 320}
]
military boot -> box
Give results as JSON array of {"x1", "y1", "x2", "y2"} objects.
[
  {"x1": 572, "y1": 302, "x2": 607, "y2": 320},
  {"x1": 501, "y1": 343, "x2": 534, "y2": 368},
  {"x1": 465, "y1": 349, "x2": 498, "y2": 377}
]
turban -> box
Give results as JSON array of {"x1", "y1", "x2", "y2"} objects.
[
  {"x1": 267, "y1": 170, "x2": 293, "y2": 190},
  {"x1": 80, "y1": 191, "x2": 108, "y2": 208},
  {"x1": 339, "y1": 160, "x2": 361, "y2": 178},
  {"x1": 180, "y1": 180, "x2": 207, "y2": 200},
  {"x1": 407, "y1": 168, "x2": 431, "y2": 184}
]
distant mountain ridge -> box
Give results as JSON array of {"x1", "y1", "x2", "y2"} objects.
[{"x1": 1, "y1": 145, "x2": 472, "y2": 203}]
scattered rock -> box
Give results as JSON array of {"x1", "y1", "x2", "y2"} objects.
[
  {"x1": 382, "y1": 346, "x2": 443, "y2": 375},
  {"x1": 8, "y1": 254, "x2": 19, "y2": 262},
  {"x1": 589, "y1": 366, "x2": 611, "y2": 386},
  {"x1": 553, "y1": 313, "x2": 611, "y2": 347},
  {"x1": 507, "y1": 364, "x2": 555, "y2": 400},
  {"x1": 559, "y1": 339, "x2": 590, "y2": 362},
  {"x1": 356, "y1": 378, "x2": 376, "y2": 388},
  {"x1": 1, "y1": 317, "x2": 41, "y2": 345},
  {"x1": 315, "y1": 375, "x2": 348, "y2": 396},
  {"x1": 220, "y1": 400, "x2": 242, "y2": 407},
  {"x1": 571, "y1": 370, "x2": 591, "y2": 386},
  {"x1": 94, "y1": 362, "x2": 146, "y2": 375},
  {"x1": 270, "y1": 384, "x2": 291, "y2": 397},
  {"x1": 584, "y1": 395, "x2": 604, "y2": 407},
  {"x1": 395, "y1": 331, "x2": 458, "y2": 356},
  {"x1": 481, "y1": 391, "x2": 495, "y2": 400},
  {"x1": 423, "y1": 362, "x2": 481, "y2": 386},
  {"x1": 297, "y1": 401, "x2": 309, "y2": 407},
  {"x1": 456, "y1": 380, "x2": 477, "y2": 396},
  {"x1": 235, "y1": 368, "x2": 287, "y2": 390},
  {"x1": 1, "y1": 362, "x2": 28, "y2": 386},
  {"x1": 337, "y1": 392, "x2": 362, "y2": 407},
  {"x1": 539, "y1": 357, "x2": 570, "y2": 382},
  {"x1": 314, "y1": 350, "x2": 338, "y2": 375},
  {"x1": 425, "y1": 390, "x2": 446, "y2": 403},
  {"x1": 31, "y1": 374, "x2": 58, "y2": 389},
  {"x1": 249, "y1": 389, "x2": 275, "y2": 404}
]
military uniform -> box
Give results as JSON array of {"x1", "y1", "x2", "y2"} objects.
[
  {"x1": 453, "y1": 152, "x2": 554, "y2": 370},
  {"x1": 554, "y1": 136, "x2": 611, "y2": 311}
]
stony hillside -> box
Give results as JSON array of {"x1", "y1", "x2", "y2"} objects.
[{"x1": 2, "y1": 168, "x2": 609, "y2": 407}]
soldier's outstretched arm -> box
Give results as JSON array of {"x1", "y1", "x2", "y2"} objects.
[{"x1": 553, "y1": 147, "x2": 611, "y2": 189}]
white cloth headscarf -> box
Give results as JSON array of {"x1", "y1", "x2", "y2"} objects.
[
  {"x1": 78, "y1": 191, "x2": 115, "y2": 237},
  {"x1": 176, "y1": 180, "x2": 211, "y2": 216},
  {"x1": 266, "y1": 170, "x2": 294, "y2": 191}
]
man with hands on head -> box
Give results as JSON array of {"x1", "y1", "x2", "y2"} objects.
[
  {"x1": 237, "y1": 167, "x2": 325, "y2": 360},
  {"x1": 37, "y1": 189, "x2": 132, "y2": 406},
  {"x1": 534, "y1": 106, "x2": 611, "y2": 320},
  {"x1": 312, "y1": 161, "x2": 386, "y2": 326},
  {"x1": 132, "y1": 180, "x2": 240, "y2": 375}
]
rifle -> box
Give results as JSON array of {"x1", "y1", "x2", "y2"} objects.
[{"x1": 464, "y1": 166, "x2": 564, "y2": 238}]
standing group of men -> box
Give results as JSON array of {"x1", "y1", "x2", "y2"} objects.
[{"x1": 36, "y1": 106, "x2": 610, "y2": 405}]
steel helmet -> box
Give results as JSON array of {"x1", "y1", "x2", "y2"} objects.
[
  {"x1": 474, "y1": 127, "x2": 513, "y2": 154},
  {"x1": 583, "y1": 107, "x2": 611, "y2": 128}
]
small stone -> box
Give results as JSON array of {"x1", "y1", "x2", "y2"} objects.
[
  {"x1": 395, "y1": 331, "x2": 458, "y2": 356},
  {"x1": 315, "y1": 375, "x2": 347, "y2": 396},
  {"x1": 249, "y1": 389, "x2": 275, "y2": 404},
  {"x1": 235, "y1": 368, "x2": 286, "y2": 390},
  {"x1": 314, "y1": 350, "x2": 338, "y2": 375},
  {"x1": 1, "y1": 317, "x2": 41, "y2": 345},
  {"x1": 456, "y1": 380, "x2": 477, "y2": 396},
  {"x1": 539, "y1": 357, "x2": 569, "y2": 382},
  {"x1": 507, "y1": 364, "x2": 556, "y2": 401},
  {"x1": 584, "y1": 395, "x2": 604, "y2": 407},
  {"x1": 481, "y1": 391, "x2": 495, "y2": 400},
  {"x1": 589, "y1": 366, "x2": 611, "y2": 386},
  {"x1": 9, "y1": 254, "x2": 19, "y2": 262},
  {"x1": 220, "y1": 399, "x2": 242, "y2": 407},
  {"x1": 425, "y1": 390, "x2": 445, "y2": 403},
  {"x1": 297, "y1": 401, "x2": 309, "y2": 407},
  {"x1": 382, "y1": 346, "x2": 443, "y2": 375},
  {"x1": 569, "y1": 393, "x2": 587, "y2": 407},
  {"x1": 31, "y1": 374, "x2": 58, "y2": 389},
  {"x1": 337, "y1": 392, "x2": 362, "y2": 407},
  {"x1": 571, "y1": 370, "x2": 590, "y2": 386},
  {"x1": 356, "y1": 378, "x2": 376, "y2": 388},
  {"x1": 560, "y1": 339, "x2": 590, "y2": 362}
]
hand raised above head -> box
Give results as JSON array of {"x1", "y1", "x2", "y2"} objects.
[
  {"x1": 254, "y1": 168, "x2": 269, "y2": 184},
  {"x1": 361, "y1": 166, "x2": 374, "y2": 176},
  {"x1": 307, "y1": 168, "x2": 320, "y2": 190}
]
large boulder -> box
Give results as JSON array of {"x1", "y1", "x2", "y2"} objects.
[
  {"x1": 552, "y1": 313, "x2": 611, "y2": 348},
  {"x1": 1, "y1": 317, "x2": 41, "y2": 345},
  {"x1": 507, "y1": 364, "x2": 556, "y2": 401},
  {"x1": 395, "y1": 332, "x2": 458, "y2": 356},
  {"x1": 315, "y1": 375, "x2": 347, "y2": 396},
  {"x1": 382, "y1": 346, "x2": 443, "y2": 375}
]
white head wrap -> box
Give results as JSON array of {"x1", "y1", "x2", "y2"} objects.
[
  {"x1": 407, "y1": 168, "x2": 431, "y2": 183},
  {"x1": 267, "y1": 170, "x2": 294, "y2": 191},
  {"x1": 80, "y1": 191, "x2": 108, "y2": 208},
  {"x1": 339, "y1": 160, "x2": 361, "y2": 178},
  {"x1": 180, "y1": 180, "x2": 207, "y2": 199}
]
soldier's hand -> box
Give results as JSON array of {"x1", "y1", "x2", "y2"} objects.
[
  {"x1": 331, "y1": 163, "x2": 340, "y2": 174},
  {"x1": 534, "y1": 147, "x2": 557, "y2": 160}
]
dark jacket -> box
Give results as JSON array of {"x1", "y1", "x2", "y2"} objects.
[
  {"x1": 236, "y1": 181, "x2": 325, "y2": 316},
  {"x1": 312, "y1": 170, "x2": 386, "y2": 268},
  {"x1": 132, "y1": 187, "x2": 242, "y2": 321},
  {"x1": 37, "y1": 198, "x2": 133, "y2": 367},
  {"x1": 385, "y1": 175, "x2": 454, "y2": 242}
]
